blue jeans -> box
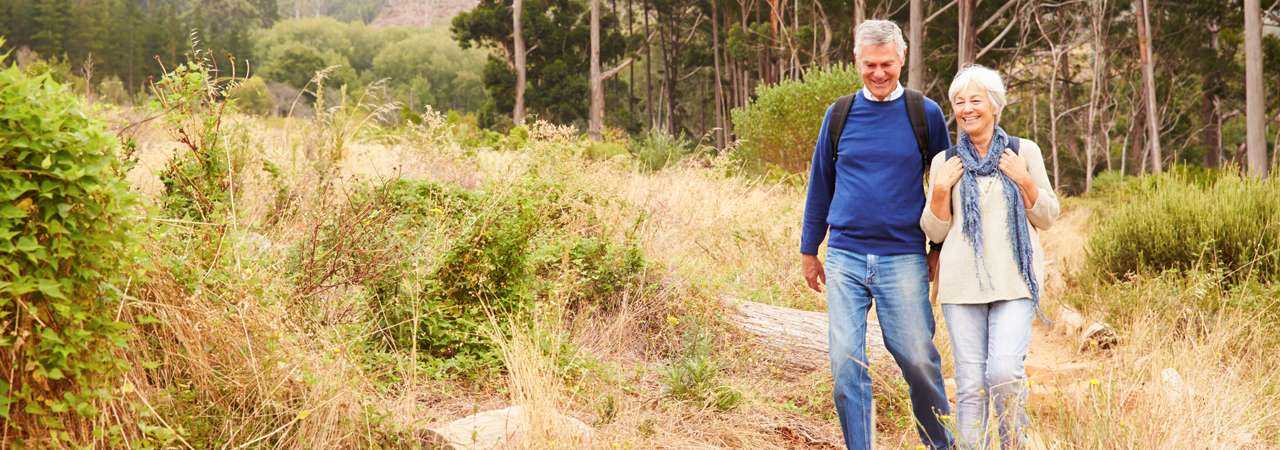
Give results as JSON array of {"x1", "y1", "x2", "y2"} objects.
[
  {"x1": 942, "y1": 299, "x2": 1034, "y2": 449},
  {"x1": 825, "y1": 248, "x2": 952, "y2": 449}
]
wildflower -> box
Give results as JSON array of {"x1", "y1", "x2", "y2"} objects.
[
  {"x1": 1089, "y1": 378, "x2": 1100, "y2": 386},
  {"x1": 665, "y1": 315, "x2": 680, "y2": 327}
]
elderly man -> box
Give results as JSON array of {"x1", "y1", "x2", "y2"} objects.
[{"x1": 800, "y1": 20, "x2": 952, "y2": 450}]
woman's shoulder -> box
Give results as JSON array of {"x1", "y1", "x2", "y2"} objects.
[
  {"x1": 1009, "y1": 136, "x2": 1044, "y2": 158},
  {"x1": 931, "y1": 149, "x2": 950, "y2": 165}
]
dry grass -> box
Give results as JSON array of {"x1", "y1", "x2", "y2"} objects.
[{"x1": 105, "y1": 105, "x2": 1280, "y2": 449}]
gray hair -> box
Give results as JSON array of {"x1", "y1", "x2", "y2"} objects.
[
  {"x1": 854, "y1": 20, "x2": 907, "y2": 60},
  {"x1": 948, "y1": 64, "x2": 1008, "y2": 120}
]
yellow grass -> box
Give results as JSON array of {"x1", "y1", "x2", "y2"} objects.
[{"x1": 101, "y1": 109, "x2": 1280, "y2": 449}]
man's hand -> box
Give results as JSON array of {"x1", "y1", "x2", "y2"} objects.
[
  {"x1": 802, "y1": 254, "x2": 826, "y2": 293},
  {"x1": 927, "y1": 249, "x2": 940, "y2": 282}
]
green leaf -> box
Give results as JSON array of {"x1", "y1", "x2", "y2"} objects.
[
  {"x1": 0, "y1": 205, "x2": 26, "y2": 219},
  {"x1": 15, "y1": 236, "x2": 39, "y2": 252}
]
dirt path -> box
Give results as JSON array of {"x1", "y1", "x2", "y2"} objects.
[{"x1": 1022, "y1": 205, "x2": 1097, "y2": 447}]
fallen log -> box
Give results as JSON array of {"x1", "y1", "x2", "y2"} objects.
[
  {"x1": 423, "y1": 405, "x2": 593, "y2": 449},
  {"x1": 723, "y1": 298, "x2": 891, "y2": 372}
]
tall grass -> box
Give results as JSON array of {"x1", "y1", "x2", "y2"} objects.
[{"x1": 1033, "y1": 169, "x2": 1280, "y2": 447}]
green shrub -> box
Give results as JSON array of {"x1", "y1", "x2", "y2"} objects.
[
  {"x1": 1087, "y1": 171, "x2": 1280, "y2": 285},
  {"x1": 730, "y1": 63, "x2": 861, "y2": 173},
  {"x1": 227, "y1": 76, "x2": 275, "y2": 116},
  {"x1": 151, "y1": 58, "x2": 251, "y2": 220},
  {"x1": 629, "y1": 130, "x2": 700, "y2": 172},
  {"x1": 312, "y1": 178, "x2": 647, "y2": 378},
  {"x1": 96, "y1": 75, "x2": 132, "y2": 105},
  {"x1": 661, "y1": 329, "x2": 742, "y2": 411},
  {"x1": 0, "y1": 44, "x2": 138, "y2": 441},
  {"x1": 585, "y1": 141, "x2": 629, "y2": 161}
]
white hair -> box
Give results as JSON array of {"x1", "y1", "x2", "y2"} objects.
[
  {"x1": 854, "y1": 20, "x2": 907, "y2": 60},
  {"x1": 948, "y1": 64, "x2": 1008, "y2": 120}
]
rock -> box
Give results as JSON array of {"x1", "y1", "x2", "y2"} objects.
[{"x1": 423, "y1": 405, "x2": 593, "y2": 449}]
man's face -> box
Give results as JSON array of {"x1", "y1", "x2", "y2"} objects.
[{"x1": 858, "y1": 43, "x2": 904, "y2": 99}]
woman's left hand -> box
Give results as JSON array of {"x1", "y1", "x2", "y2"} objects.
[{"x1": 998, "y1": 151, "x2": 1032, "y2": 187}]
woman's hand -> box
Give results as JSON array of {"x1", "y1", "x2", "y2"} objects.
[
  {"x1": 929, "y1": 157, "x2": 964, "y2": 222},
  {"x1": 998, "y1": 151, "x2": 1032, "y2": 186},
  {"x1": 935, "y1": 156, "x2": 965, "y2": 191},
  {"x1": 999, "y1": 151, "x2": 1039, "y2": 208}
]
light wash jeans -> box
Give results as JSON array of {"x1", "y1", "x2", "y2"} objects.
[
  {"x1": 825, "y1": 248, "x2": 952, "y2": 450},
  {"x1": 942, "y1": 299, "x2": 1035, "y2": 449}
]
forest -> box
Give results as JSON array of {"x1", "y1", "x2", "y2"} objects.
[{"x1": 3, "y1": 0, "x2": 1279, "y2": 190}]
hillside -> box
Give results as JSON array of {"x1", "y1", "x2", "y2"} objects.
[{"x1": 372, "y1": 0, "x2": 481, "y2": 28}]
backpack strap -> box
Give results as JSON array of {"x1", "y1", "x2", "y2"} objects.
[
  {"x1": 826, "y1": 94, "x2": 856, "y2": 163},
  {"x1": 827, "y1": 90, "x2": 932, "y2": 168},
  {"x1": 904, "y1": 88, "x2": 931, "y2": 173}
]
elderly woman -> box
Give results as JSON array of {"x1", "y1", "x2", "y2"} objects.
[{"x1": 921, "y1": 65, "x2": 1059, "y2": 448}]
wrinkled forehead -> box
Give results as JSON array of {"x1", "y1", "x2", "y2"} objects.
[
  {"x1": 857, "y1": 43, "x2": 903, "y2": 63},
  {"x1": 952, "y1": 81, "x2": 991, "y2": 99}
]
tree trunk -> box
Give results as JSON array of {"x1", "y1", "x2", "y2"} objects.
[
  {"x1": 1202, "y1": 21, "x2": 1223, "y2": 168},
  {"x1": 853, "y1": 0, "x2": 865, "y2": 37},
  {"x1": 724, "y1": 298, "x2": 891, "y2": 372},
  {"x1": 659, "y1": 13, "x2": 679, "y2": 135},
  {"x1": 1245, "y1": 0, "x2": 1269, "y2": 177},
  {"x1": 589, "y1": 0, "x2": 604, "y2": 140},
  {"x1": 627, "y1": 0, "x2": 634, "y2": 120},
  {"x1": 815, "y1": 0, "x2": 832, "y2": 67},
  {"x1": 1048, "y1": 51, "x2": 1061, "y2": 190},
  {"x1": 1083, "y1": 0, "x2": 1106, "y2": 193},
  {"x1": 512, "y1": 0, "x2": 527, "y2": 125},
  {"x1": 908, "y1": 0, "x2": 924, "y2": 90},
  {"x1": 1136, "y1": 0, "x2": 1162, "y2": 173},
  {"x1": 957, "y1": 0, "x2": 974, "y2": 68},
  {"x1": 644, "y1": 0, "x2": 654, "y2": 129},
  {"x1": 711, "y1": 0, "x2": 726, "y2": 149}
]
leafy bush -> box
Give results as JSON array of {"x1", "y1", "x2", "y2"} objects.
[
  {"x1": 730, "y1": 63, "x2": 861, "y2": 173},
  {"x1": 96, "y1": 75, "x2": 131, "y2": 105},
  {"x1": 660, "y1": 329, "x2": 742, "y2": 411},
  {"x1": 150, "y1": 58, "x2": 251, "y2": 220},
  {"x1": 1087, "y1": 170, "x2": 1280, "y2": 285},
  {"x1": 629, "y1": 130, "x2": 701, "y2": 172},
  {"x1": 308, "y1": 178, "x2": 648, "y2": 378},
  {"x1": 0, "y1": 44, "x2": 138, "y2": 441},
  {"x1": 227, "y1": 76, "x2": 274, "y2": 116}
]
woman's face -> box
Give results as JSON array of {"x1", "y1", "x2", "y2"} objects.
[{"x1": 952, "y1": 82, "x2": 997, "y2": 139}]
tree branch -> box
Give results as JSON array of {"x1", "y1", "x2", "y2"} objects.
[
  {"x1": 601, "y1": 58, "x2": 634, "y2": 80},
  {"x1": 975, "y1": 4, "x2": 1022, "y2": 60},
  {"x1": 925, "y1": 0, "x2": 958, "y2": 24},
  {"x1": 976, "y1": 0, "x2": 1019, "y2": 35}
]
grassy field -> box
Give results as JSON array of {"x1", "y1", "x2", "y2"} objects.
[{"x1": 10, "y1": 65, "x2": 1280, "y2": 447}]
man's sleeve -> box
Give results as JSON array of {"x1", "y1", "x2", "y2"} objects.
[
  {"x1": 800, "y1": 104, "x2": 837, "y2": 255},
  {"x1": 925, "y1": 99, "x2": 952, "y2": 159}
]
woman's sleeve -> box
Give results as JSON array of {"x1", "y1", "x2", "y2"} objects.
[
  {"x1": 1021, "y1": 140, "x2": 1060, "y2": 230},
  {"x1": 920, "y1": 152, "x2": 951, "y2": 243}
]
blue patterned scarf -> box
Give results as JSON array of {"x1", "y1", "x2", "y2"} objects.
[{"x1": 954, "y1": 126, "x2": 1040, "y2": 308}]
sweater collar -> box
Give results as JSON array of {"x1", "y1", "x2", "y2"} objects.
[{"x1": 861, "y1": 83, "x2": 904, "y2": 102}]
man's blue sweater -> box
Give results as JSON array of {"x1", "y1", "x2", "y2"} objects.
[{"x1": 800, "y1": 91, "x2": 951, "y2": 256}]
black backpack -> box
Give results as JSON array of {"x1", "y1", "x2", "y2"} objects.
[{"x1": 825, "y1": 88, "x2": 931, "y2": 173}]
